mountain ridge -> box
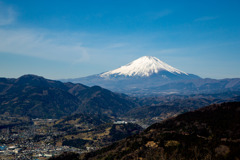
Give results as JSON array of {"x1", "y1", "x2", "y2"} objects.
[
  {"x1": 62, "y1": 56, "x2": 240, "y2": 96},
  {"x1": 0, "y1": 74, "x2": 138, "y2": 118}
]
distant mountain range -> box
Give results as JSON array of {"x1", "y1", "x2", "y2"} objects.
[
  {"x1": 62, "y1": 56, "x2": 240, "y2": 96},
  {"x1": 0, "y1": 75, "x2": 137, "y2": 118},
  {"x1": 1, "y1": 74, "x2": 240, "y2": 123}
]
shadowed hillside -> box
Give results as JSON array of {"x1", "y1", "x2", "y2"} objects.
[
  {"x1": 78, "y1": 102, "x2": 240, "y2": 160},
  {"x1": 0, "y1": 75, "x2": 137, "y2": 118}
]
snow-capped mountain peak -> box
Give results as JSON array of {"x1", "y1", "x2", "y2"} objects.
[{"x1": 100, "y1": 56, "x2": 187, "y2": 78}]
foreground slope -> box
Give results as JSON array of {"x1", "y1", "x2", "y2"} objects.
[{"x1": 80, "y1": 102, "x2": 240, "y2": 160}]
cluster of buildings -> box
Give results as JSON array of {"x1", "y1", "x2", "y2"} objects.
[
  {"x1": 0, "y1": 118, "x2": 138, "y2": 159},
  {"x1": 0, "y1": 144, "x2": 83, "y2": 160},
  {"x1": 0, "y1": 119, "x2": 85, "y2": 160}
]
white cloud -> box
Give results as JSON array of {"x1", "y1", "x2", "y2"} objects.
[
  {"x1": 0, "y1": 2, "x2": 16, "y2": 26},
  {"x1": 0, "y1": 29, "x2": 89, "y2": 63}
]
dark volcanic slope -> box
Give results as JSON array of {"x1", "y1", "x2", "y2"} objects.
[
  {"x1": 81, "y1": 102, "x2": 240, "y2": 160},
  {"x1": 0, "y1": 75, "x2": 137, "y2": 118}
]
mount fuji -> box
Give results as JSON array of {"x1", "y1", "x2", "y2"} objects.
[
  {"x1": 100, "y1": 56, "x2": 188, "y2": 78},
  {"x1": 63, "y1": 56, "x2": 203, "y2": 95}
]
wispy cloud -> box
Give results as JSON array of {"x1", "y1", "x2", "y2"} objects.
[
  {"x1": 0, "y1": 29, "x2": 89, "y2": 63},
  {"x1": 154, "y1": 10, "x2": 172, "y2": 19},
  {"x1": 146, "y1": 10, "x2": 172, "y2": 20},
  {"x1": 194, "y1": 16, "x2": 218, "y2": 22},
  {"x1": 0, "y1": 1, "x2": 89, "y2": 62},
  {"x1": 0, "y1": 2, "x2": 16, "y2": 26}
]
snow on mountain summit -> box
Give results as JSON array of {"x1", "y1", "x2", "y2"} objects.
[{"x1": 100, "y1": 56, "x2": 187, "y2": 78}]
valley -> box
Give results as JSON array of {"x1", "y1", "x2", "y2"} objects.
[
  {"x1": 0, "y1": 114, "x2": 142, "y2": 159},
  {"x1": 1, "y1": 73, "x2": 240, "y2": 159}
]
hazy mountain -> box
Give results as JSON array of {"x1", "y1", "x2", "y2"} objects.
[
  {"x1": 79, "y1": 102, "x2": 240, "y2": 160},
  {"x1": 0, "y1": 75, "x2": 137, "y2": 118},
  {"x1": 146, "y1": 78, "x2": 240, "y2": 95},
  {"x1": 63, "y1": 56, "x2": 240, "y2": 96}
]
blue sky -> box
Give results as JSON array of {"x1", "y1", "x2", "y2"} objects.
[{"x1": 0, "y1": 0, "x2": 240, "y2": 79}]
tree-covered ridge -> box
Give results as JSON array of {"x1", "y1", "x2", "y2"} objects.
[
  {"x1": 80, "y1": 102, "x2": 240, "y2": 160},
  {"x1": 0, "y1": 75, "x2": 137, "y2": 118}
]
